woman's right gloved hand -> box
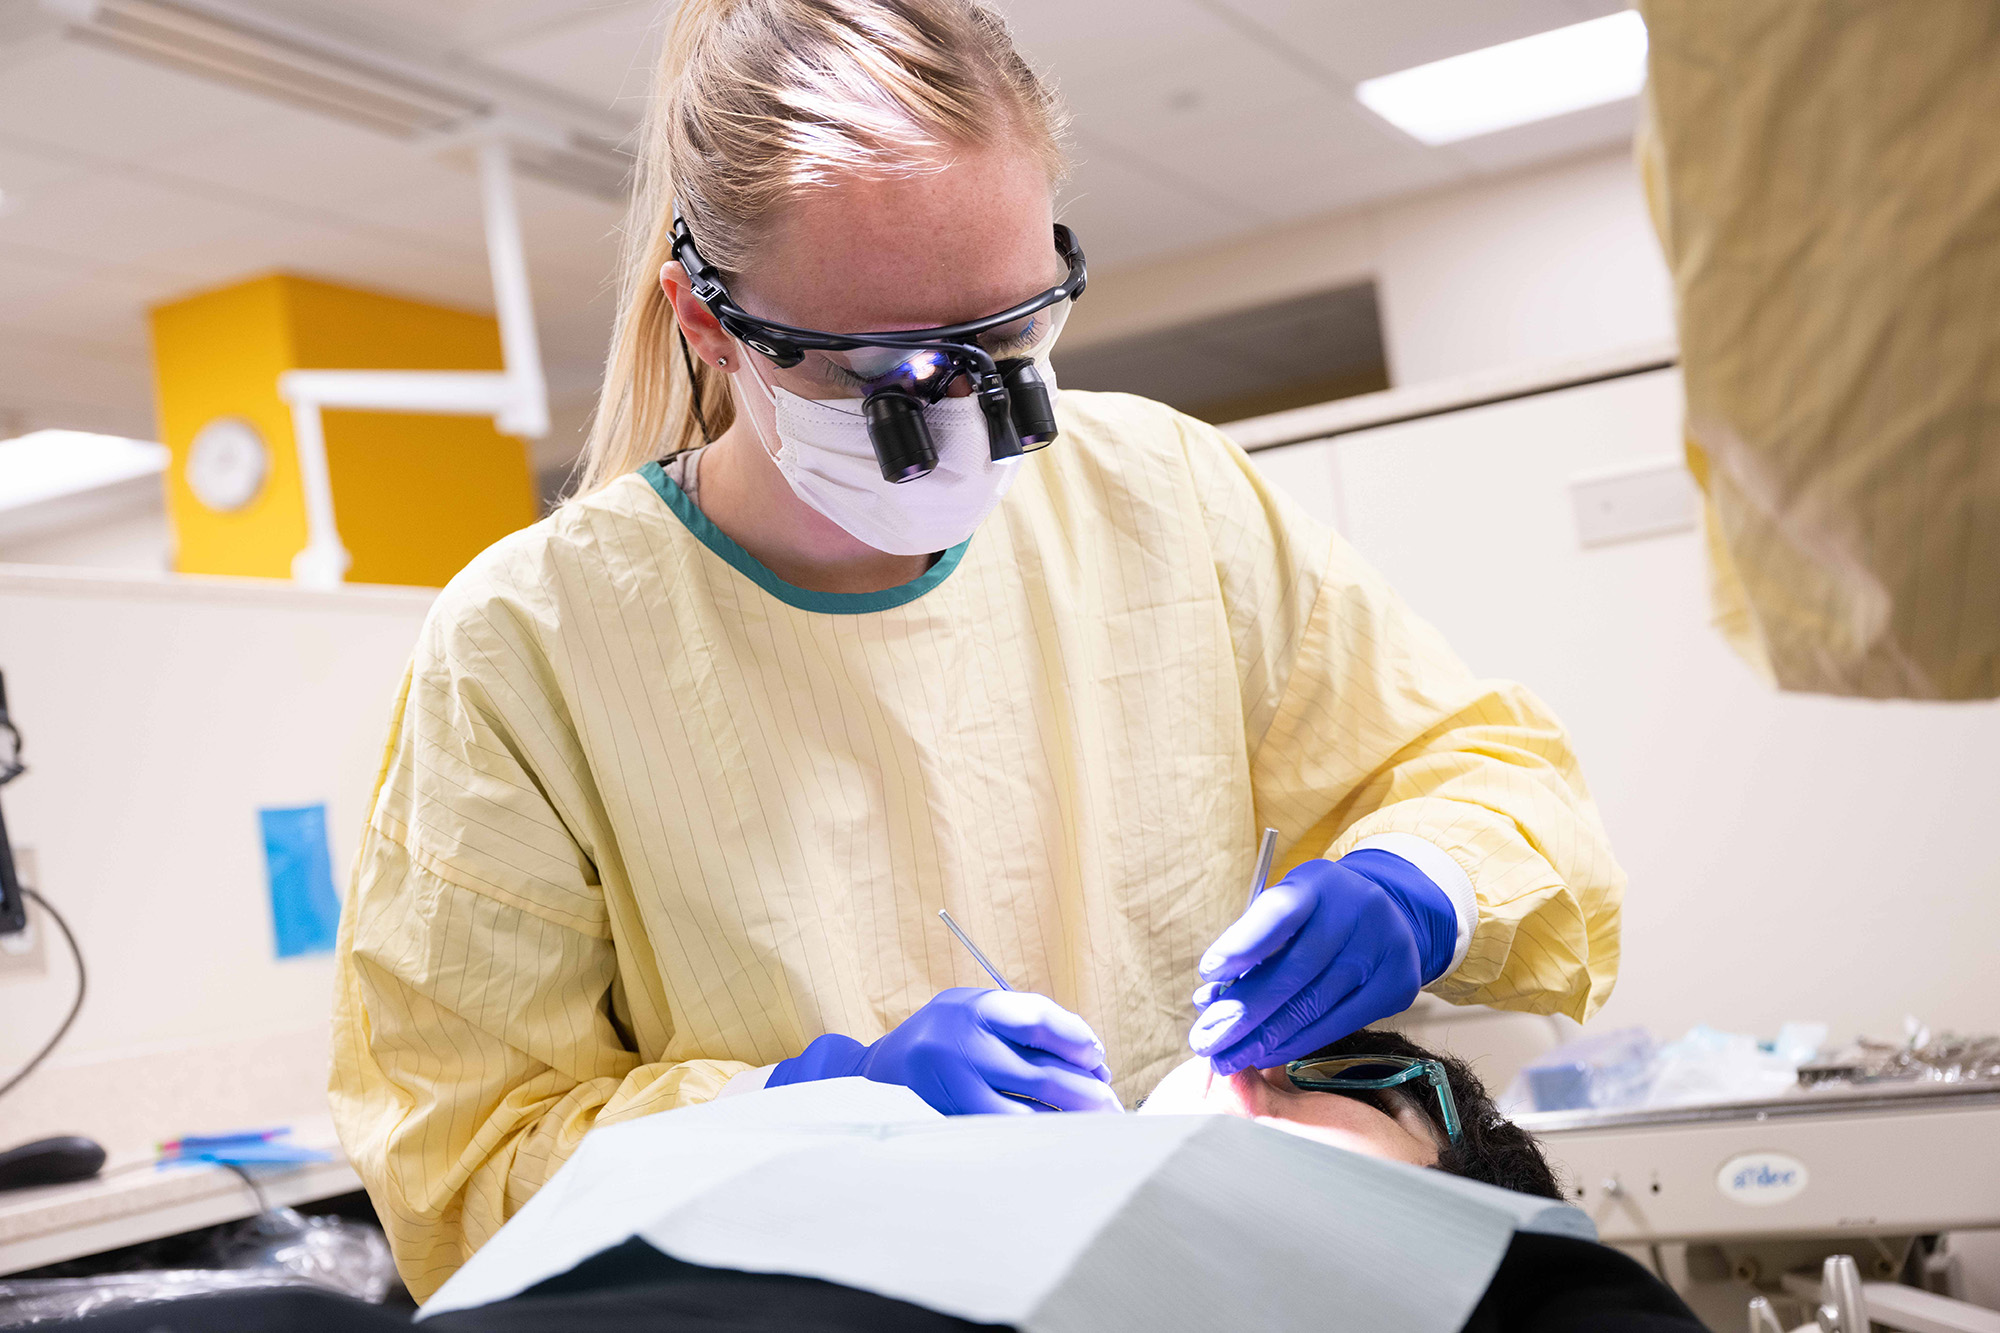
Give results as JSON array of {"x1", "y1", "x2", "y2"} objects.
[{"x1": 767, "y1": 987, "x2": 1122, "y2": 1115}]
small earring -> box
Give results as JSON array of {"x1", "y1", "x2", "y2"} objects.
[{"x1": 716, "y1": 355, "x2": 729, "y2": 367}]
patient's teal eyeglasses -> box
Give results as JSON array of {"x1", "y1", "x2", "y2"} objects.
[{"x1": 1283, "y1": 1054, "x2": 1463, "y2": 1145}]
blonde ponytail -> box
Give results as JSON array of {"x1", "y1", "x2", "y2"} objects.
[{"x1": 572, "y1": 0, "x2": 1068, "y2": 496}]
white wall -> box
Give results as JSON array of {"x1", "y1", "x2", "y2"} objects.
[
  {"x1": 1247, "y1": 369, "x2": 2000, "y2": 1049},
  {"x1": 1369, "y1": 153, "x2": 1675, "y2": 385},
  {"x1": 0, "y1": 503, "x2": 171, "y2": 572},
  {"x1": 0, "y1": 477, "x2": 173, "y2": 573},
  {"x1": 0, "y1": 568, "x2": 432, "y2": 1081},
  {"x1": 1063, "y1": 147, "x2": 1676, "y2": 391}
]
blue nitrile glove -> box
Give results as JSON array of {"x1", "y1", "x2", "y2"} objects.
[
  {"x1": 768, "y1": 987, "x2": 1122, "y2": 1116},
  {"x1": 1187, "y1": 850, "x2": 1457, "y2": 1075}
]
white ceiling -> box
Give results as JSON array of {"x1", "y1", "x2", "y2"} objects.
[{"x1": 0, "y1": 0, "x2": 1634, "y2": 465}]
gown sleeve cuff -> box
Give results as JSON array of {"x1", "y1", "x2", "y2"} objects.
[
  {"x1": 1353, "y1": 832, "x2": 1476, "y2": 981},
  {"x1": 715, "y1": 1064, "x2": 776, "y2": 1100}
]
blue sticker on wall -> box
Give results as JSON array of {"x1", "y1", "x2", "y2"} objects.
[{"x1": 260, "y1": 804, "x2": 340, "y2": 958}]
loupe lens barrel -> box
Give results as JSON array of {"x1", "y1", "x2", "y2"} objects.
[
  {"x1": 864, "y1": 391, "x2": 939, "y2": 482},
  {"x1": 978, "y1": 379, "x2": 1023, "y2": 462},
  {"x1": 999, "y1": 359, "x2": 1059, "y2": 449}
]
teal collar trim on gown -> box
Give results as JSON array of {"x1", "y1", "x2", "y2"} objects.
[{"x1": 640, "y1": 459, "x2": 969, "y2": 615}]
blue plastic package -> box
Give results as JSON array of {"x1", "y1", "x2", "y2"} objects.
[{"x1": 259, "y1": 804, "x2": 340, "y2": 958}]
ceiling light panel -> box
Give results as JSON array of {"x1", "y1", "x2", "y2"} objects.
[
  {"x1": 0, "y1": 430, "x2": 167, "y2": 514},
  {"x1": 1355, "y1": 10, "x2": 1648, "y2": 146}
]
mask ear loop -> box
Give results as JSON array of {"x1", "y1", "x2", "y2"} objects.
[
  {"x1": 678, "y1": 326, "x2": 786, "y2": 479},
  {"x1": 730, "y1": 340, "x2": 787, "y2": 472}
]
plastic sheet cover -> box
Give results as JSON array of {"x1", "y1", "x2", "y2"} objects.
[{"x1": 420, "y1": 1079, "x2": 1593, "y2": 1333}]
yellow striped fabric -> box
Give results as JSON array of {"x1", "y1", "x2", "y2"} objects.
[
  {"x1": 330, "y1": 390, "x2": 1623, "y2": 1297},
  {"x1": 1638, "y1": 0, "x2": 2000, "y2": 698}
]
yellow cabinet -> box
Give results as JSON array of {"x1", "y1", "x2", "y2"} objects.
[{"x1": 151, "y1": 274, "x2": 540, "y2": 588}]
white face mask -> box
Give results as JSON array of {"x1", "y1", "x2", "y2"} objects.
[{"x1": 735, "y1": 354, "x2": 1057, "y2": 557}]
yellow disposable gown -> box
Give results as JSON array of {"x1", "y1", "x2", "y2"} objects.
[
  {"x1": 1638, "y1": 0, "x2": 2000, "y2": 698},
  {"x1": 331, "y1": 391, "x2": 1623, "y2": 1297}
]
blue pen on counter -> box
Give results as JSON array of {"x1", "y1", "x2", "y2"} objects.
[
  {"x1": 158, "y1": 1129, "x2": 286, "y2": 1153},
  {"x1": 156, "y1": 1126, "x2": 333, "y2": 1168}
]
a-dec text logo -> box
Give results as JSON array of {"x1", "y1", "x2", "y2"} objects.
[{"x1": 1715, "y1": 1153, "x2": 1809, "y2": 1206}]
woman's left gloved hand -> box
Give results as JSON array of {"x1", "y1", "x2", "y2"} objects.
[{"x1": 1187, "y1": 850, "x2": 1458, "y2": 1075}]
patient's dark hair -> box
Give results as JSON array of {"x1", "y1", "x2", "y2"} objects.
[{"x1": 1303, "y1": 1028, "x2": 1563, "y2": 1201}]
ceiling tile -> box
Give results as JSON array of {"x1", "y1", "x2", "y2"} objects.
[
  {"x1": 148, "y1": 104, "x2": 453, "y2": 223},
  {"x1": 1209, "y1": 0, "x2": 1633, "y2": 83},
  {"x1": 0, "y1": 327, "x2": 155, "y2": 436},
  {"x1": 477, "y1": 2, "x2": 665, "y2": 120},
  {"x1": 0, "y1": 134, "x2": 94, "y2": 207},
  {"x1": 510, "y1": 175, "x2": 625, "y2": 284},
  {"x1": 0, "y1": 171, "x2": 281, "y2": 280},
  {"x1": 0, "y1": 43, "x2": 265, "y2": 165},
  {"x1": 329, "y1": 168, "x2": 619, "y2": 291},
  {"x1": 1057, "y1": 137, "x2": 1251, "y2": 271},
  {"x1": 334, "y1": 172, "x2": 487, "y2": 246},
  {"x1": 0, "y1": 262, "x2": 158, "y2": 354},
  {"x1": 995, "y1": 0, "x2": 1246, "y2": 85},
  {"x1": 0, "y1": 247, "x2": 104, "y2": 324},
  {"x1": 0, "y1": 6, "x2": 65, "y2": 51},
  {"x1": 1092, "y1": 80, "x2": 1462, "y2": 223},
  {"x1": 147, "y1": 218, "x2": 492, "y2": 305},
  {"x1": 1252, "y1": 136, "x2": 1469, "y2": 225},
  {"x1": 1055, "y1": 27, "x2": 1329, "y2": 151}
]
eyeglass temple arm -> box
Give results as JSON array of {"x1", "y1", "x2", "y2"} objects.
[{"x1": 1428, "y1": 1065, "x2": 1463, "y2": 1142}]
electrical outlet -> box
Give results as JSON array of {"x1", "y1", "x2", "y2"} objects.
[
  {"x1": 0, "y1": 847, "x2": 47, "y2": 980},
  {"x1": 1570, "y1": 459, "x2": 1699, "y2": 548}
]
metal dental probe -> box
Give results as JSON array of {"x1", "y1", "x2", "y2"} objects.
[
  {"x1": 937, "y1": 908, "x2": 1014, "y2": 991},
  {"x1": 939, "y1": 909, "x2": 1079, "y2": 1110},
  {"x1": 1206, "y1": 827, "x2": 1280, "y2": 1096}
]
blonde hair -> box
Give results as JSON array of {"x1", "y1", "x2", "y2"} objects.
[{"x1": 574, "y1": 0, "x2": 1069, "y2": 495}]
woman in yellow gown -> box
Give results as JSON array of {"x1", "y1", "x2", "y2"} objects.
[{"x1": 330, "y1": 0, "x2": 1624, "y2": 1298}]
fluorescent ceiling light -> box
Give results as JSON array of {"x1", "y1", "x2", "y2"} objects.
[
  {"x1": 0, "y1": 430, "x2": 168, "y2": 515},
  {"x1": 1356, "y1": 10, "x2": 1648, "y2": 146}
]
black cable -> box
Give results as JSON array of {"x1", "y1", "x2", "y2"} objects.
[
  {"x1": 677, "y1": 328, "x2": 715, "y2": 445},
  {"x1": 0, "y1": 670, "x2": 23, "y2": 786},
  {"x1": 220, "y1": 1159, "x2": 273, "y2": 1216},
  {"x1": 0, "y1": 886, "x2": 86, "y2": 1102}
]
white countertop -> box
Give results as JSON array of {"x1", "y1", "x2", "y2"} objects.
[
  {"x1": 0, "y1": 1125, "x2": 360, "y2": 1275},
  {"x1": 0, "y1": 1027, "x2": 364, "y2": 1275}
]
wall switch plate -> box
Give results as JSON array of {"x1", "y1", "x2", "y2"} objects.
[
  {"x1": 0, "y1": 847, "x2": 47, "y2": 980},
  {"x1": 1570, "y1": 458, "x2": 1699, "y2": 548}
]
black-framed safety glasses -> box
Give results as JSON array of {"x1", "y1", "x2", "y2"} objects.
[
  {"x1": 1284, "y1": 1054, "x2": 1464, "y2": 1145},
  {"x1": 671, "y1": 203, "x2": 1088, "y2": 482}
]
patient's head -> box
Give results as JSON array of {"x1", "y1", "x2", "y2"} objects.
[{"x1": 1140, "y1": 1028, "x2": 1562, "y2": 1200}]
